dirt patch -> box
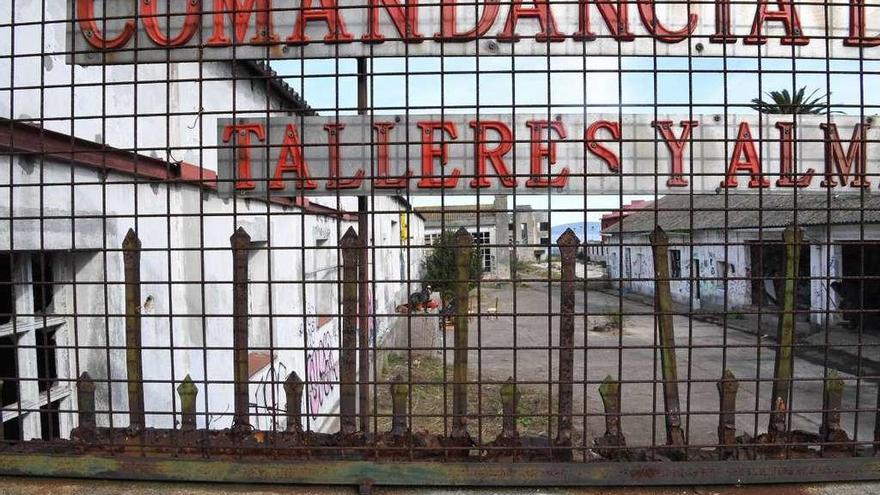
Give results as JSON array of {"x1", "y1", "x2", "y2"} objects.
[
  {"x1": 589, "y1": 314, "x2": 624, "y2": 334},
  {"x1": 374, "y1": 353, "x2": 584, "y2": 446}
]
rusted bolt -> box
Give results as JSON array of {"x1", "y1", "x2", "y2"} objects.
[{"x1": 485, "y1": 40, "x2": 498, "y2": 53}]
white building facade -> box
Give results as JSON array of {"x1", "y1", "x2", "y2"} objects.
[
  {"x1": 601, "y1": 194, "x2": 880, "y2": 332},
  {"x1": 1, "y1": 0, "x2": 424, "y2": 440}
]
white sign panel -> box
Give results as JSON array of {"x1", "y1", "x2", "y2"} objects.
[
  {"x1": 217, "y1": 113, "x2": 877, "y2": 196},
  {"x1": 70, "y1": 0, "x2": 880, "y2": 63}
]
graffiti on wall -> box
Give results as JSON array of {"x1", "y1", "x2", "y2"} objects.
[{"x1": 304, "y1": 309, "x2": 340, "y2": 420}]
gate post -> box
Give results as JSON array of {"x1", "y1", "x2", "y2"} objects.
[
  {"x1": 821, "y1": 369, "x2": 850, "y2": 456},
  {"x1": 555, "y1": 228, "x2": 580, "y2": 459},
  {"x1": 594, "y1": 375, "x2": 626, "y2": 458},
  {"x1": 76, "y1": 372, "x2": 97, "y2": 433},
  {"x1": 717, "y1": 369, "x2": 738, "y2": 458},
  {"x1": 390, "y1": 374, "x2": 408, "y2": 438},
  {"x1": 500, "y1": 377, "x2": 520, "y2": 441},
  {"x1": 284, "y1": 371, "x2": 304, "y2": 434},
  {"x1": 122, "y1": 228, "x2": 145, "y2": 434},
  {"x1": 177, "y1": 374, "x2": 197, "y2": 432},
  {"x1": 770, "y1": 225, "x2": 803, "y2": 435},
  {"x1": 230, "y1": 227, "x2": 252, "y2": 431},
  {"x1": 452, "y1": 227, "x2": 473, "y2": 442},
  {"x1": 649, "y1": 226, "x2": 685, "y2": 448},
  {"x1": 340, "y1": 227, "x2": 360, "y2": 436}
]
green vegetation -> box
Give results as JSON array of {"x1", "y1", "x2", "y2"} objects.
[
  {"x1": 750, "y1": 86, "x2": 835, "y2": 115},
  {"x1": 422, "y1": 230, "x2": 483, "y2": 304}
]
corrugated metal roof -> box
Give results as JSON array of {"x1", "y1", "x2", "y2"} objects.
[
  {"x1": 414, "y1": 205, "x2": 500, "y2": 227},
  {"x1": 607, "y1": 193, "x2": 880, "y2": 234}
]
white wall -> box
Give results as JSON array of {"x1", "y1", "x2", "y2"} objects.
[
  {"x1": 1, "y1": 154, "x2": 423, "y2": 434},
  {"x1": 604, "y1": 230, "x2": 752, "y2": 310},
  {"x1": 1, "y1": 0, "x2": 425, "y2": 435}
]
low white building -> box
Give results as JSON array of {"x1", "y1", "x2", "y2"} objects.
[
  {"x1": 416, "y1": 196, "x2": 550, "y2": 278},
  {"x1": 601, "y1": 193, "x2": 880, "y2": 332},
  {"x1": 1, "y1": 0, "x2": 424, "y2": 441}
]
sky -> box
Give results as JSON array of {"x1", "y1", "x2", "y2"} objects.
[{"x1": 271, "y1": 56, "x2": 880, "y2": 225}]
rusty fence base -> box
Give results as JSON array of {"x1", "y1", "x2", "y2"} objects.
[{"x1": 1, "y1": 454, "x2": 879, "y2": 486}]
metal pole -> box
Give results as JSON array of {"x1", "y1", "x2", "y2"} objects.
[
  {"x1": 555, "y1": 228, "x2": 579, "y2": 459},
  {"x1": 357, "y1": 56, "x2": 370, "y2": 434},
  {"x1": 122, "y1": 228, "x2": 145, "y2": 434},
  {"x1": 340, "y1": 227, "x2": 360, "y2": 435},
  {"x1": 452, "y1": 227, "x2": 472, "y2": 441},
  {"x1": 770, "y1": 225, "x2": 802, "y2": 435},
  {"x1": 230, "y1": 227, "x2": 251, "y2": 430},
  {"x1": 650, "y1": 226, "x2": 685, "y2": 448},
  {"x1": 717, "y1": 369, "x2": 738, "y2": 458}
]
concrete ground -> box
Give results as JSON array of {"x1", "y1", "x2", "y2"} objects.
[{"x1": 395, "y1": 279, "x2": 879, "y2": 448}]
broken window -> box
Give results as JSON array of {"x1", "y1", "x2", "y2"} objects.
[
  {"x1": 670, "y1": 250, "x2": 682, "y2": 278},
  {"x1": 0, "y1": 252, "x2": 72, "y2": 442}
]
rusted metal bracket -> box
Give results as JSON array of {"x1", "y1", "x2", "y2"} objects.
[{"x1": 594, "y1": 375, "x2": 626, "y2": 459}]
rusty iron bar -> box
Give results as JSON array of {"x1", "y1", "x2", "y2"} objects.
[
  {"x1": 821, "y1": 370, "x2": 850, "y2": 455},
  {"x1": 122, "y1": 228, "x2": 145, "y2": 434},
  {"x1": 340, "y1": 227, "x2": 360, "y2": 436},
  {"x1": 76, "y1": 372, "x2": 96, "y2": 432},
  {"x1": 717, "y1": 369, "x2": 739, "y2": 457},
  {"x1": 555, "y1": 228, "x2": 580, "y2": 458},
  {"x1": 284, "y1": 372, "x2": 304, "y2": 434},
  {"x1": 177, "y1": 375, "x2": 197, "y2": 432},
  {"x1": 649, "y1": 226, "x2": 685, "y2": 447},
  {"x1": 500, "y1": 377, "x2": 520, "y2": 441},
  {"x1": 770, "y1": 225, "x2": 803, "y2": 435},
  {"x1": 230, "y1": 227, "x2": 252, "y2": 430},
  {"x1": 595, "y1": 375, "x2": 626, "y2": 451},
  {"x1": 390, "y1": 374, "x2": 408, "y2": 437},
  {"x1": 452, "y1": 227, "x2": 473, "y2": 440}
]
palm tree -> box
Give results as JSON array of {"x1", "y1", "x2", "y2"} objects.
[{"x1": 749, "y1": 86, "x2": 835, "y2": 115}]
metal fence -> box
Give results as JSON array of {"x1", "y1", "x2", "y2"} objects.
[{"x1": 2, "y1": 0, "x2": 880, "y2": 489}]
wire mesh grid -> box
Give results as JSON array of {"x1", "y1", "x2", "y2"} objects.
[{"x1": 1, "y1": 0, "x2": 880, "y2": 485}]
